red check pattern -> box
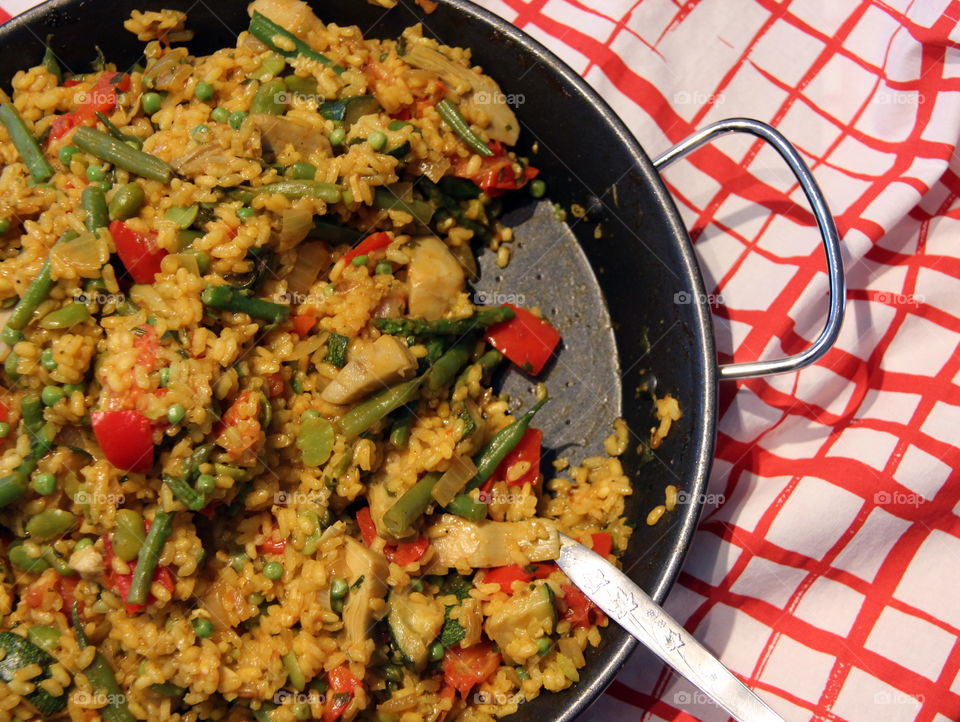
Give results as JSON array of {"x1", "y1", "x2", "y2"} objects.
[{"x1": 3, "y1": 1, "x2": 959, "y2": 720}]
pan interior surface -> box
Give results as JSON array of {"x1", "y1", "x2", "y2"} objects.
[{"x1": 0, "y1": 1, "x2": 718, "y2": 720}]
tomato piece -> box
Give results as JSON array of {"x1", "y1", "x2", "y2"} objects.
[
  {"x1": 343, "y1": 231, "x2": 391, "y2": 264},
  {"x1": 25, "y1": 573, "x2": 58, "y2": 608},
  {"x1": 264, "y1": 372, "x2": 285, "y2": 398},
  {"x1": 58, "y1": 576, "x2": 81, "y2": 618},
  {"x1": 356, "y1": 507, "x2": 378, "y2": 547},
  {"x1": 103, "y1": 536, "x2": 173, "y2": 614},
  {"x1": 291, "y1": 314, "x2": 317, "y2": 337},
  {"x1": 436, "y1": 685, "x2": 457, "y2": 722},
  {"x1": 258, "y1": 538, "x2": 287, "y2": 555},
  {"x1": 0, "y1": 398, "x2": 9, "y2": 423},
  {"x1": 133, "y1": 323, "x2": 160, "y2": 371},
  {"x1": 108, "y1": 220, "x2": 168, "y2": 284},
  {"x1": 484, "y1": 305, "x2": 561, "y2": 376},
  {"x1": 323, "y1": 665, "x2": 362, "y2": 722},
  {"x1": 490, "y1": 427, "x2": 541, "y2": 488},
  {"x1": 443, "y1": 641, "x2": 501, "y2": 698},
  {"x1": 591, "y1": 532, "x2": 613, "y2": 558},
  {"x1": 386, "y1": 536, "x2": 429, "y2": 566},
  {"x1": 216, "y1": 390, "x2": 263, "y2": 462},
  {"x1": 50, "y1": 72, "x2": 130, "y2": 142},
  {"x1": 90, "y1": 409, "x2": 154, "y2": 473},
  {"x1": 560, "y1": 583, "x2": 605, "y2": 629},
  {"x1": 453, "y1": 141, "x2": 538, "y2": 196},
  {"x1": 481, "y1": 561, "x2": 555, "y2": 594}
]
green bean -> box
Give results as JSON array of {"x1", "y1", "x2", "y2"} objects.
[
  {"x1": 426, "y1": 338, "x2": 474, "y2": 391},
  {"x1": 28, "y1": 625, "x2": 61, "y2": 653},
  {"x1": 113, "y1": 509, "x2": 145, "y2": 561},
  {"x1": 436, "y1": 99, "x2": 493, "y2": 157},
  {"x1": 151, "y1": 683, "x2": 186, "y2": 697},
  {"x1": 127, "y1": 510, "x2": 173, "y2": 606},
  {"x1": 43, "y1": 35, "x2": 62, "y2": 84},
  {"x1": 419, "y1": 178, "x2": 492, "y2": 243},
  {"x1": 466, "y1": 398, "x2": 548, "y2": 492},
  {"x1": 0, "y1": 103, "x2": 53, "y2": 183},
  {"x1": 249, "y1": 11, "x2": 345, "y2": 74},
  {"x1": 282, "y1": 650, "x2": 306, "y2": 691},
  {"x1": 455, "y1": 349, "x2": 503, "y2": 389},
  {"x1": 39, "y1": 302, "x2": 90, "y2": 330},
  {"x1": 372, "y1": 187, "x2": 433, "y2": 225},
  {"x1": 108, "y1": 183, "x2": 145, "y2": 220},
  {"x1": 232, "y1": 180, "x2": 342, "y2": 204},
  {"x1": 202, "y1": 285, "x2": 290, "y2": 324},
  {"x1": 336, "y1": 376, "x2": 425, "y2": 440},
  {"x1": 81, "y1": 185, "x2": 109, "y2": 231},
  {"x1": 444, "y1": 492, "x2": 488, "y2": 521},
  {"x1": 374, "y1": 307, "x2": 515, "y2": 337},
  {"x1": 21, "y1": 392, "x2": 44, "y2": 436},
  {"x1": 389, "y1": 406, "x2": 413, "y2": 449},
  {"x1": 26, "y1": 509, "x2": 76, "y2": 540},
  {"x1": 73, "y1": 604, "x2": 137, "y2": 722},
  {"x1": 382, "y1": 472, "x2": 441, "y2": 537},
  {"x1": 41, "y1": 545, "x2": 76, "y2": 576},
  {"x1": 0, "y1": 416, "x2": 56, "y2": 509},
  {"x1": 308, "y1": 218, "x2": 363, "y2": 245},
  {"x1": 162, "y1": 473, "x2": 206, "y2": 511},
  {"x1": 213, "y1": 463, "x2": 252, "y2": 481},
  {"x1": 184, "y1": 442, "x2": 214, "y2": 481},
  {"x1": 1, "y1": 230, "x2": 76, "y2": 345},
  {"x1": 250, "y1": 78, "x2": 287, "y2": 115},
  {"x1": 437, "y1": 176, "x2": 481, "y2": 200},
  {"x1": 324, "y1": 332, "x2": 348, "y2": 368},
  {"x1": 94, "y1": 111, "x2": 141, "y2": 149},
  {"x1": 72, "y1": 126, "x2": 172, "y2": 183}
]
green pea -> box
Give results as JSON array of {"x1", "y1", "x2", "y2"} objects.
[
  {"x1": 166, "y1": 403, "x2": 186, "y2": 425},
  {"x1": 196, "y1": 473, "x2": 215, "y2": 495},
  {"x1": 293, "y1": 702, "x2": 311, "y2": 720},
  {"x1": 39, "y1": 302, "x2": 91, "y2": 330},
  {"x1": 516, "y1": 666, "x2": 530, "y2": 681},
  {"x1": 211, "y1": 107, "x2": 230, "y2": 124},
  {"x1": 41, "y1": 385, "x2": 64, "y2": 406},
  {"x1": 351, "y1": 254, "x2": 369, "y2": 267},
  {"x1": 536, "y1": 636, "x2": 551, "y2": 656},
  {"x1": 409, "y1": 578, "x2": 424, "y2": 593},
  {"x1": 86, "y1": 165, "x2": 107, "y2": 182},
  {"x1": 341, "y1": 189, "x2": 354, "y2": 205},
  {"x1": 194, "y1": 81, "x2": 215, "y2": 101},
  {"x1": 183, "y1": 248, "x2": 211, "y2": 275},
  {"x1": 74, "y1": 537, "x2": 93, "y2": 551},
  {"x1": 230, "y1": 551, "x2": 247, "y2": 572},
  {"x1": 286, "y1": 162, "x2": 316, "y2": 180},
  {"x1": 329, "y1": 127, "x2": 346, "y2": 146},
  {"x1": 0, "y1": 422, "x2": 9, "y2": 439},
  {"x1": 9, "y1": 543, "x2": 50, "y2": 572},
  {"x1": 374, "y1": 262, "x2": 392, "y2": 275},
  {"x1": 142, "y1": 92, "x2": 163, "y2": 114},
  {"x1": 97, "y1": 180, "x2": 112, "y2": 192},
  {"x1": 112, "y1": 509, "x2": 145, "y2": 561},
  {"x1": 367, "y1": 131, "x2": 387, "y2": 151},
  {"x1": 108, "y1": 182, "x2": 145, "y2": 221},
  {"x1": 58, "y1": 145, "x2": 78, "y2": 165},
  {"x1": 32, "y1": 472, "x2": 56, "y2": 496},
  {"x1": 529, "y1": 179, "x2": 547, "y2": 199},
  {"x1": 263, "y1": 561, "x2": 283, "y2": 580},
  {"x1": 62, "y1": 384, "x2": 84, "y2": 396},
  {"x1": 330, "y1": 577, "x2": 348, "y2": 600},
  {"x1": 4, "y1": 351, "x2": 20, "y2": 379},
  {"x1": 192, "y1": 124, "x2": 210, "y2": 142},
  {"x1": 229, "y1": 110, "x2": 247, "y2": 130},
  {"x1": 192, "y1": 617, "x2": 213, "y2": 638},
  {"x1": 428, "y1": 641, "x2": 444, "y2": 662},
  {"x1": 27, "y1": 625, "x2": 62, "y2": 653},
  {"x1": 26, "y1": 508, "x2": 77, "y2": 540},
  {"x1": 236, "y1": 207, "x2": 255, "y2": 221},
  {"x1": 0, "y1": 219, "x2": 9, "y2": 236},
  {"x1": 158, "y1": 367, "x2": 171, "y2": 387}
]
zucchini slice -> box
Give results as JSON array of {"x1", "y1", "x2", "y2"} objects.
[{"x1": 0, "y1": 631, "x2": 68, "y2": 717}]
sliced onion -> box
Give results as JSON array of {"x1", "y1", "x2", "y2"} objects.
[
  {"x1": 411, "y1": 156, "x2": 450, "y2": 183},
  {"x1": 285, "y1": 241, "x2": 331, "y2": 294},
  {"x1": 431, "y1": 454, "x2": 477, "y2": 507},
  {"x1": 278, "y1": 206, "x2": 314, "y2": 247},
  {"x1": 558, "y1": 636, "x2": 585, "y2": 667},
  {"x1": 50, "y1": 230, "x2": 110, "y2": 278}
]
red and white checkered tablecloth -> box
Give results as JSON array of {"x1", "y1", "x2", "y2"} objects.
[{"x1": 3, "y1": 0, "x2": 959, "y2": 720}]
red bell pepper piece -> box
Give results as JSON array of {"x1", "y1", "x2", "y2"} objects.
[
  {"x1": 258, "y1": 537, "x2": 287, "y2": 555},
  {"x1": 443, "y1": 641, "x2": 501, "y2": 698},
  {"x1": 454, "y1": 141, "x2": 539, "y2": 197},
  {"x1": 484, "y1": 304, "x2": 561, "y2": 376},
  {"x1": 103, "y1": 536, "x2": 174, "y2": 614},
  {"x1": 58, "y1": 576, "x2": 81, "y2": 618},
  {"x1": 50, "y1": 72, "x2": 130, "y2": 141},
  {"x1": 591, "y1": 532, "x2": 613, "y2": 558},
  {"x1": 386, "y1": 536, "x2": 429, "y2": 566},
  {"x1": 356, "y1": 507, "x2": 378, "y2": 547},
  {"x1": 436, "y1": 685, "x2": 458, "y2": 722},
  {"x1": 90, "y1": 409, "x2": 154, "y2": 473},
  {"x1": 323, "y1": 665, "x2": 362, "y2": 722},
  {"x1": 481, "y1": 562, "x2": 555, "y2": 594},
  {"x1": 489, "y1": 427, "x2": 541, "y2": 488},
  {"x1": 108, "y1": 220, "x2": 168, "y2": 284},
  {"x1": 343, "y1": 231, "x2": 391, "y2": 264},
  {"x1": 560, "y1": 583, "x2": 605, "y2": 629},
  {"x1": 291, "y1": 313, "x2": 317, "y2": 337}
]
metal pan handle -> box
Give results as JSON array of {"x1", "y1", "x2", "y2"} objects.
[{"x1": 652, "y1": 117, "x2": 845, "y2": 381}]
